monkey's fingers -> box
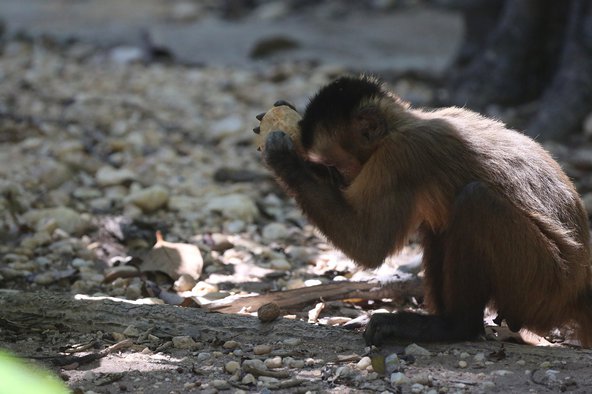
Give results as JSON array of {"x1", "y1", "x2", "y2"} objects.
[
  {"x1": 263, "y1": 131, "x2": 293, "y2": 161},
  {"x1": 273, "y1": 100, "x2": 297, "y2": 112}
]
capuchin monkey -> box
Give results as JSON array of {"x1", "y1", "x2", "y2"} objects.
[{"x1": 260, "y1": 75, "x2": 592, "y2": 347}]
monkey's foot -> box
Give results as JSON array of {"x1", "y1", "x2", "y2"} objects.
[{"x1": 364, "y1": 312, "x2": 482, "y2": 346}]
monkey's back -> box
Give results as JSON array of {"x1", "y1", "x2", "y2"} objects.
[{"x1": 423, "y1": 107, "x2": 592, "y2": 340}]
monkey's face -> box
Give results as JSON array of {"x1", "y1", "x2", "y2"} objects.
[{"x1": 304, "y1": 120, "x2": 383, "y2": 188}]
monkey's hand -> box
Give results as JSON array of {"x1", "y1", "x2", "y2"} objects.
[{"x1": 263, "y1": 131, "x2": 306, "y2": 180}]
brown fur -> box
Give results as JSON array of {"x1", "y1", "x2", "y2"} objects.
[{"x1": 263, "y1": 76, "x2": 592, "y2": 346}]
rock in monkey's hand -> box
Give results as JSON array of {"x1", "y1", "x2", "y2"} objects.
[{"x1": 253, "y1": 101, "x2": 303, "y2": 153}]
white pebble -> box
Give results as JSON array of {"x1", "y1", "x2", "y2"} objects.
[
  {"x1": 283, "y1": 338, "x2": 302, "y2": 346},
  {"x1": 385, "y1": 353, "x2": 401, "y2": 374},
  {"x1": 405, "y1": 343, "x2": 432, "y2": 357},
  {"x1": 241, "y1": 373, "x2": 256, "y2": 385},
  {"x1": 23, "y1": 207, "x2": 90, "y2": 235},
  {"x1": 223, "y1": 340, "x2": 239, "y2": 349},
  {"x1": 390, "y1": 372, "x2": 409, "y2": 385},
  {"x1": 335, "y1": 366, "x2": 353, "y2": 378},
  {"x1": 242, "y1": 359, "x2": 267, "y2": 371},
  {"x1": 356, "y1": 356, "x2": 372, "y2": 370},
  {"x1": 123, "y1": 325, "x2": 140, "y2": 337},
  {"x1": 287, "y1": 359, "x2": 305, "y2": 369},
  {"x1": 174, "y1": 274, "x2": 197, "y2": 292},
  {"x1": 262, "y1": 222, "x2": 290, "y2": 240},
  {"x1": 95, "y1": 165, "x2": 136, "y2": 186},
  {"x1": 270, "y1": 258, "x2": 291, "y2": 271},
  {"x1": 264, "y1": 356, "x2": 282, "y2": 369},
  {"x1": 124, "y1": 185, "x2": 169, "y2": 212},
  {"x1": 204, "y1": 194, "x2": 258, "y2": 222},
  {"x1": 211, "y1": 379, "x2": 230, "y2": 389},
  {"x1": 411, "y1": 383, "x2": 425, "y2": 393},
  {"x1": 411, "y1": 372, "x2": 431, "y2": 385},
  {"x1": 225, "y1": 361, "x2": 240, "y2": 373},
  {"x1": 491, "y1": 369, "x2": 514, "y2": 376},
  {"x1": 473, "y1": 352, "x2": 485, "y2": 362},
  {"x1": 172, "y1": 336, "x2": 197, "y2": 349},
  {"x1": 458, "y1": 360, "x2": 468, "y2": 368},
  {"x1": 253, "y1": 344, "x2": 272, "y2": 355}
]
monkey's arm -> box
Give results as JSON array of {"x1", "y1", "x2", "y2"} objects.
[{"x1": 264, "y1": 131, "x2": 417, "y2": 268}]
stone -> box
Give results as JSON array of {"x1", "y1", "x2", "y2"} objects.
[
  {"x1": 262, "y1": 222, "x2": 290, "y2": 240},
  {"x1": 225, "y1": 361, "x2": 240, "y2": 374},
  {"x1": 124, "y1": 185, "x2": 169, "y2": 212},
  {"x1": 405, "y1": 343, "x2": 432, "y2": 357},
  {"x1": 172, "y1": 336, "x2": 198, "y2": 349},
  {"x1": 204, "y1": 193, "x2": 258, "y2": 222},
  {"x1": 95, "y1": 165, "x2": 136, "y2": 186},
  {"x1": 23, "y1": 207, "x2": 91, "y2": 235}
]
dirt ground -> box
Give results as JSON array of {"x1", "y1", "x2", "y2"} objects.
[{"x1": 1, "y1": 1, "x2": 592, "y2": 393}]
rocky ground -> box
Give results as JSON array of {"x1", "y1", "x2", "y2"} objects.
[{"x1": 1, "y1": 1, "x2": 592, "y2": 393}]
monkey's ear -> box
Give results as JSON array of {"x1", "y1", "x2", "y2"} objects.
[{"x1": 353, "y1": 107, "x2": 387, "y2": 142}]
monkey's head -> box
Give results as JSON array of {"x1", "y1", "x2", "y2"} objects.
[{"x1": 299, "y1": 76, "x2": 407, "y2": 186}]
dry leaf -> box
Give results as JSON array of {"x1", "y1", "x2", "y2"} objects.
[{"x1": 139, "y1": 231, "x2": 203, "y2": 280}]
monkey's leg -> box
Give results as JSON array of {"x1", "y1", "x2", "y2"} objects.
[{"x1": 365, "y1": 182, "x2": 503, "y2": 345}]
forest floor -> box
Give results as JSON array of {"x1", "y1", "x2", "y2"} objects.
[{"x1": 1, "y1": 1, "x2": 592, "y2": 393}]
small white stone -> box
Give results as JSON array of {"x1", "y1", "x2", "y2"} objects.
[
  {"x1": 96, "y1": 165, "x2": 136, "y2": 186},
  {"x1": 545, "y1": 369, "x2": 560, "y2": 381},
  {"x1": 491, "y1": 369, "x2": 514, "y2": 376},
  {"x1": 253, "y1": 344, "x2": 272, "y2": 355},
  {"x1": 242, "y1": 359, "x2": 267, "y2": 371},
  {"x1": 335, "y1": 366, "x2": 353, "y2": 378},
  {"x1": 270, "y1": 258, "x2": 291, "y2": 271},
  {"x1": 124, "y1": 185, "x2": 169, "y2": 212},
  {"x1": 411, "y1": 383, "x2": 425, "y2": 393},
  {"x1": 264, "y1": 356, "x2": 282, "y2": 369},
  {"x1": 287, "y1": 359, "x2": 305, "y2": 369},
  {"x1": 473, "y1": 352, "x2": 486, "y2": 362},
  {"x1": 174, "y1": 274, "x2": 197, "y2": 292},
  {"x1": 23, "y1": 207, "x2": 91, "y2": 235},
  {"x1": 283, "y1": 338, "x2": 302, "y2": 346},
  {"x1": 123, "y1": 325, "x2": 140, "y2": 337},
  {"x1": 223, "y1": 340, "x2": 239, "y2": 350},
  {"x1": 258, "y1": 376, "x2": 280, "y2": 386},
  {"x1": 210, "y1": 115, "x2": 243, "y2": 138},
  {"x1": 458, "y1": 360, "x2": 468, "y2": 368},
  {"x1": 405, "y1": 343, "x2": 432, "y2": 357},
  {"x1": 172, "y1": 336, "x2": 197, "y2": 349},
  {"x1": 196, "y1": 352, "x2": 211, "y2": 362},
  {"x1": 225, "y1": 361, "x2": 240, "y2": 374},
  {"x1": 390, "y1": 372, "x2": 409, "y2": 385},
  {"x1": 241, "y1": 373, "x2": 256, "y2": 385},
  {"x1": 459, "y1": 352, "x2": 470, "y2": 359},
  {"x1": 211, "y1": 379, "x2": 230, "y2": 390},
  {"x1": 385, "y1": 353, "x2": 401, "y2": 374},
  {"x1": 411, "y1": 372, "x2": 431, "y2": 385},
  {"x1": 204, "y1": 193, "x2": 258, "y2": 222},
  {"x1": 262, "y1": 222, "x2": 290, "y2": 240},
  {"x1": 356, "y1": 356, "x2": 372, "y2": 370}
]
